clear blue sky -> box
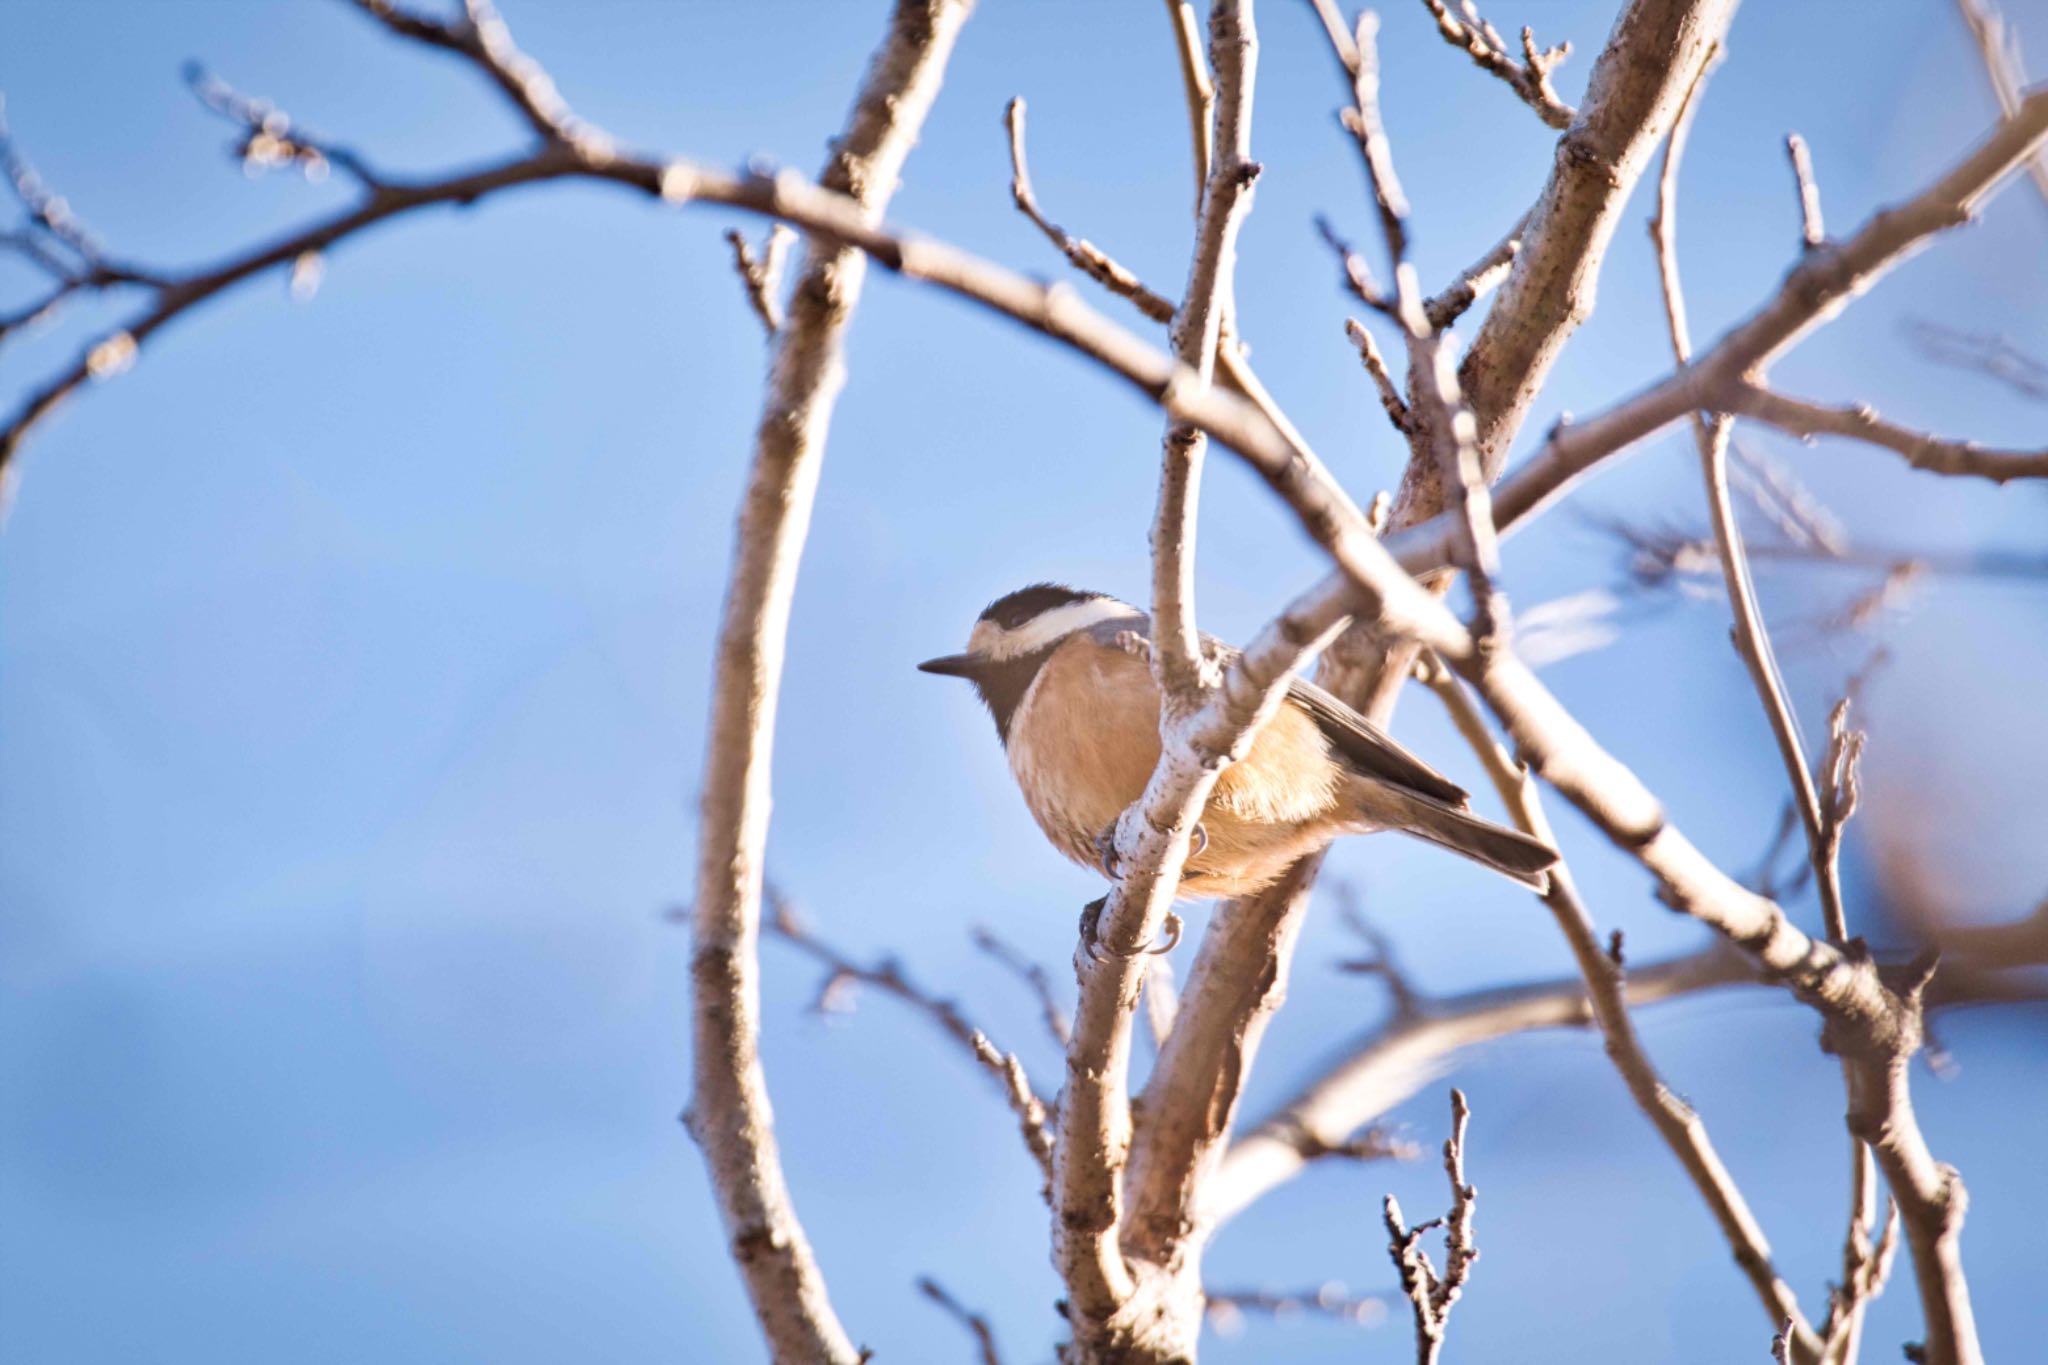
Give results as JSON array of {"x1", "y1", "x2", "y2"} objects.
[{"x1": 3, "y1": 2, "x2": 2045, "y2": 1361}]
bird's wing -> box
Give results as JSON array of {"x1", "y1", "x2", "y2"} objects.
[
  {"x1": 1085, "y1": 615, "x2": 1470, "y2": 806},
  {"x1": 1283, "y1": 676, "x2": 1469, "y2": 805}
]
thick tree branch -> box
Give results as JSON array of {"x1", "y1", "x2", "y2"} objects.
[
  {"x1": 1446, "y1": 0, "x2": 1736, "y2": 504},
  {"x1": 1054, "y1": 6, "x2": 1274, "y2": 1352},
  {"x1": 1954, "y1": 0, "x2": 2048, "y2": 214},
  {"x1": 684, "y1": 4, "x2": 975, "y2": 1361}
]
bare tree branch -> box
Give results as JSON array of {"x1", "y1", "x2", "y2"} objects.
[
  {"x1": 1347, "y1": 317, "x2": 1413, "y2": 434},
  {"x1": 1728, "y1": 384, "x2": 2048, "y2": 484},
  {"x1": 1055, "y1": 5, "x2": 1277, "y2": 1353},
  {"x1": 917, "y1": 1277, "x2": 1005, "y2": 1365},
  {"x1": 1785, "y1": 132, "x2": 1827, "y2": 250},
  {"x1": 1648, "y1": 51, "x2": 1848, "y2": 947},
  {"x1": 1162, "y1": 0, "x2": 1215, "y2": 206},
  {"x1": 1213, "y1": 921, "x2": 2039, "y2": 1230},
  {"x1": 973, "y1": 925, "x2": 1072, "y2": 1049},
  {"x1": 342, "y1": 0, "x2": 582, "y2": 145},
  {"x1": 1384, "y1": 1088, "x2": 1478, "y2": 1365},
  {"x1": 1902, "y1": 318, "x2": 2048, "y2": 401},
  {"x1": 1445, "y1": 0, "x2": 1735, "y2": 500},
  {"x1": 765, "y1": 893, "x2": 1054, "y2": 1186},
  {"x1": 683, "y1": 3, "x2": 976, "y2": 1360},
  {"x1": 1418, "y1": 0, "x2": 1576, "y2": 129},
  {"x1": 183, "y1": 63, "x2": 389, "y2": 189},
  {"x1": 726, "y1": 224, "x2": 795, "y2": 335},
  {"x1": 1004, "y1": 98, "x2": 1177, "y2": 325},
  {"x1": 1382, "y1": 81, "x2": 2048, "y2": 578},
  {"x1": 1204, "y1": 1283, "x2": 1387, "y2": 1334},
  {"x1": 1954, "y1": 0, "x2": 2048, "y2": 214},
  {"x1": 1420, "y1": 655, "x2": 1827, "y2": 1359},
  {"x1": 1424, "y1": 227, "x2": 1523, "y2": 329}
]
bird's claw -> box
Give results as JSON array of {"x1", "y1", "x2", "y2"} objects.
[
  {"x1": 1078, "y1": 902, "x2": 1183, "y2": 963},
  {"x1": 1098, "y1": 821, "x2": 1206, "y2": 880},
  {"x1": 1095, "y1": 826, "x2": 1122, "y2": 881}
]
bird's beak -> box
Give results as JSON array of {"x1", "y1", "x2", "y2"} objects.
[{"x1": 917, "y1": 652, "x2": 983, "y2": 678}]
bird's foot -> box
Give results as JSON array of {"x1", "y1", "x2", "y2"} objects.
[
  {"x1": 1097, "y1": 821, "x2": 1206, "y2": 879},
  {"x1": 1078, "y1": 899, "x2": 1183, "y2": 963},
  {"x1": 1095, "y1": 826, "x2": 1122, "y2": 881}
]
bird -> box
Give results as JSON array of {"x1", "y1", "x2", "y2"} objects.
[{"x1": 917, "y1": 582, "x2": 1558, "y2": 902}]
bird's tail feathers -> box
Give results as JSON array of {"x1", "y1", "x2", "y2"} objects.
[{"x1": 1354, "y1": 783, "x2": 1559, "y2": 890}]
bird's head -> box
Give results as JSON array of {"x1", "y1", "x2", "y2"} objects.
[{"x1": 916, "y1": 582, "x2": 1136, "y2": 681}]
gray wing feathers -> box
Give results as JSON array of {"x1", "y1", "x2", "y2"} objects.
[
  {"x1": 1284, "y1": 677, "x2": 1468, "y2": 804},
  {"x1": 1086, "y1": 615, "x2": 1469, "y2": 807},
  {"x1": 1352, "y1": 781, "x2": 1557, "y2": 888}
]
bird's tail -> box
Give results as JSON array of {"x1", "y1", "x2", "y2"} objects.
[{"x1": 1352, "y1": 782, "x2": 1559, "y2": 889}]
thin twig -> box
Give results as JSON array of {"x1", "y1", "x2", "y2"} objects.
[
  {"x1": 724, "y1": 224, "x2": 795, "y2": 334},
  {"x1": 1902, "y1": 318, "x2": 2048, "y2": 401},
  {"x1": 1418, "y1": 0, "x2": 1576, "y2": 128},
  {"x1": 1425, "y1": 227, "x2": 1522, "y2": 329},
  {"x1": 766, "y1": 891, "x2": 1055, "y2": 1185},
  {"x1": 1653, "y1": 71, "x2": 1883, "y2": 1364},
  {"x1": 1205, "y1": 1283, "x2": 1387, "y2": 1334},
  {"x1": 343, "y1": 0, "x2": 581, "y2": 145},
  {"x1": 916, "y1": 1277, "x2": 1005, "y2": 1365},
  {"x1": 1004, "y1": 98, "x2": 1175, "y2": 324},
  {"x1": 1347, "y1": 318, "x2": 1412, "y2": 433},
  {"x1": 1384, "y1": 1088, "x2": 1478, "y2": 1365},
  {"x1": 972, "y1": 925, "x2": 1071, "y2": 1047},
  {"x1": 183, "y1": 63, "x2": 388, "y2": 188},
  {"x1": 1162, "y1": 0, "x2": 1216, "y2": 207},
  {"x1": 1652, "y1": 46, "x2": 1844, "y2": 946},
  {"x1": 1729, "y1": 385, "x2": 2048, "y2": 485},
  {"x1": 1785, "y1": 133, "x2": 1826, "y2": 249}
]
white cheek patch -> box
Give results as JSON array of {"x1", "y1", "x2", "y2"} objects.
[{"x1": 985, "y1": 597, "x2": 1140, "y2": 659}]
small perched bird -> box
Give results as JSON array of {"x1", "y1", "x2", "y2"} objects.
[{"x1": 918, "y1": 583, "x2": 1557, "y2": 900}]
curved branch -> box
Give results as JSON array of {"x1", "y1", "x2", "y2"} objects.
[{"x1": 684, "y1": 2, "x2": 976, "y2": 1361}]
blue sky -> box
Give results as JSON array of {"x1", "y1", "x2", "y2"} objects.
[{"x1": 3, "y1": 2, "x2": 2045, "y2": 1361}]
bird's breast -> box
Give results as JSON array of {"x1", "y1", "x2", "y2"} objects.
[{"x1": 1004, "y1": 640, "x2": 1164, "y2": 865}]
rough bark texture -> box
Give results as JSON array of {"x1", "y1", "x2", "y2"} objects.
[{"x1": 686, "y1": 5, "x2": 974, "y2": 1361}]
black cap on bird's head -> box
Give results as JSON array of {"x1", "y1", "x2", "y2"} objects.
[
  {"x1": 917, "y1": 583, "x2": 1139, "y2": 740},
  {"x1": 916, "y1": 582, "x2": 1128, "y2": 679}
]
